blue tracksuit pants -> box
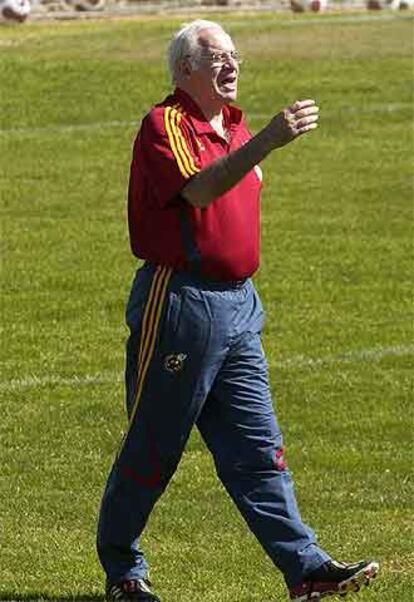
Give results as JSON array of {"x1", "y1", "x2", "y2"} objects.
[{"x1": 97, "y1": 263, "x2": 330, "y2": 588}]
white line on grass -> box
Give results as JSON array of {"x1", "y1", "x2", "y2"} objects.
[
  {"x1": 0, "y1": 119, "x2": 140, "y2": 136},
  {"x1": 0, "y1": 103, "x2": 411, "y2": 136},
  {"x1": 1, "y1": 344, "x2": 412, "y2": 393},
  {"x1": 0, "y1": 371, "x2": 124, "y2": 393},
  {"x1": 273, "y1": 343, "x2": 414, "y2": 370}
]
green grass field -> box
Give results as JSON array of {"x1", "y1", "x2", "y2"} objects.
[{"x1": 1, "y1": 10, "x2": 413, "y2": 602}]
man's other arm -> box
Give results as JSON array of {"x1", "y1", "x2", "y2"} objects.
[{"x1": 182, "y1": 99, "x2": 319, "y2": 209}]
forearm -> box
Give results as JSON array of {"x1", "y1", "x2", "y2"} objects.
[
  {"x1": 182, "y1": 126, "x2": 274, "y2": 209},
  {"x1": 182, "y1": 99, "x2": 319, "y2": 209}
]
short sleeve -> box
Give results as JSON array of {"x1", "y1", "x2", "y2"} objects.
[{"x1": 137, "y1": 107, "x2": 201, "y2": 208}]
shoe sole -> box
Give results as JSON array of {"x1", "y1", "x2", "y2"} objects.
[
  {"x1": 292, "y1": 561, "x2": 380, "y2": 601},
  {"x1": 337, "y1": 561, "x2": 379, "y2": 597}
]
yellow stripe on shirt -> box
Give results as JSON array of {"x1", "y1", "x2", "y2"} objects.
[
  {"x1": 174, "y1": 109, "x2": 200, "y2": 175},
  {"x1": 169, "y1": 108, "x2": 199, "y2": 177},
  {"x1": 164, "y1": 106, "x2": 191, "y2": 179}
]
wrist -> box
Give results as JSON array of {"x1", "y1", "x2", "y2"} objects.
[{"x1": 259, "y1": 123, "x2": 278, "y2": 153}]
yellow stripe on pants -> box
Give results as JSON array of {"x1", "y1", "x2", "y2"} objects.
[{"x1": 118, "y1": 266, "x2": 172, "y2": 456}]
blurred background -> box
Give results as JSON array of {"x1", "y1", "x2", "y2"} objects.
[{"x1": 1, "y1": 0, "x2": 413, "y2": 25}]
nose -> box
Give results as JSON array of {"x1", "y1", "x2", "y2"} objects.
[{"x1": 226, "y1": 55, "x2": 239, "y2": 68}]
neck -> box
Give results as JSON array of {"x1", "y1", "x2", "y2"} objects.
[
  {"x1": 177, "y1": 85, "x2": 224, "y2": 122},
  {"x1": 176, "y1": 85, "x2": 227, "y2": 138},
  {"x1": 198, "y1": 100, "x2": 223, "y2": 123}
]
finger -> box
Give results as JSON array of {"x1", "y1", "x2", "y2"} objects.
[
  {"x1": 296, "y1": 114, "x2": 319, "y2": 129},
  {"x1": 296, "y1": 123, "x2": 318, "y2": 136},
  {"x1": 289, "y1": 99, "x2": 317, "y2": 113},
  {"x1": 295, "y1": 105, "x2": 320, "y2": 119}
]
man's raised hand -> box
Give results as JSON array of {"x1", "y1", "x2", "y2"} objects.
[{"x1": 267, "y1": 99, "x2": 320, "y2": 149}]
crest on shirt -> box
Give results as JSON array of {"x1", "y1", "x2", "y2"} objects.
[{"x1": 164, "y1": 353, "x2": 187, "y2": 374}]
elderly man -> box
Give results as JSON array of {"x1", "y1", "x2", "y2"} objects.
[{"x1": 97, "y1": 19, "x2": 379, "y2": 602}]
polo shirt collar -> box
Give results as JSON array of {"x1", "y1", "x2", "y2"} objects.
[{"x1": 174, "y1": 87, "x2": 243, "y2": 135}]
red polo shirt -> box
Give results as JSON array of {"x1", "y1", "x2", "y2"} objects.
[{"x1": 128, "y1": 88, "x2": 262, "y2": 281}]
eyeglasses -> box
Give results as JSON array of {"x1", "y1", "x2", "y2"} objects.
[{"x1": 197, "y1": 50, "x2": 244, "y2": 68}]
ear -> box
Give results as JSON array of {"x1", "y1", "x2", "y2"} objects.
[{"x1": 179, "y1": 58, "x2": 194, "y2": 78}]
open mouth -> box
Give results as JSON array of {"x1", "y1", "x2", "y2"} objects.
[{"x1": 220, "y1": 75, "x2": 237, "y2": 87}]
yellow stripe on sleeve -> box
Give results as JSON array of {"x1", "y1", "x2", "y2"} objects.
[
  {"x1": 164, "y1": 107, "x2": 191, "y2": 179},
  {"x1": 174, "y1": 110, "x2": 200, "y2": 175},
  {"x1": 169, "y1": 109, "x2": 199, "y2": 177}
]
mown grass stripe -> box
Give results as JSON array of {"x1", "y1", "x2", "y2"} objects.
[{"x1": 1, "y1": 344, "x2": 412, "y2": 392}]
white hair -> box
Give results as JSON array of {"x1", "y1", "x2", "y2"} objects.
[{"x1": 167, "y1": 19, "x2": 228, "y2": 84}]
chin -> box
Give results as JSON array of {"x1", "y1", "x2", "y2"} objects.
[{"x1": 218, "y1": 89, "x2": 238, "y2": 103}]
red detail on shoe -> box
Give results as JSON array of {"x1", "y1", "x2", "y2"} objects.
[
  {"x1": 290, "y1": 561, "x2": 379, "y2": 601},
  {"x1": 124, "y1": 580, "x2": 138, "y2": 593},
  {"x1": 274, "y1": 447, "x2": 288, "y2": 471},
  {"x1": 290, "y1": 580, "x2": 338, "y2": 596}
]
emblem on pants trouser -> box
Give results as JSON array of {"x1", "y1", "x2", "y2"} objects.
[{"x1": 163, "y1": 353, "x2": 187, "y2": 374}]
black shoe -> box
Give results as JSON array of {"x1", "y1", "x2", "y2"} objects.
[
  {"x1": 106, "y1": 578, "x2": 161, "y2": 601},
  {"x1": 289, "y1": 559, "x2": 379, "y2": 601}
]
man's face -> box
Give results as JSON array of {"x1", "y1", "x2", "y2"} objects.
[{"x1": 188, "y1": 28, "x2": 240, "y2": 105}]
